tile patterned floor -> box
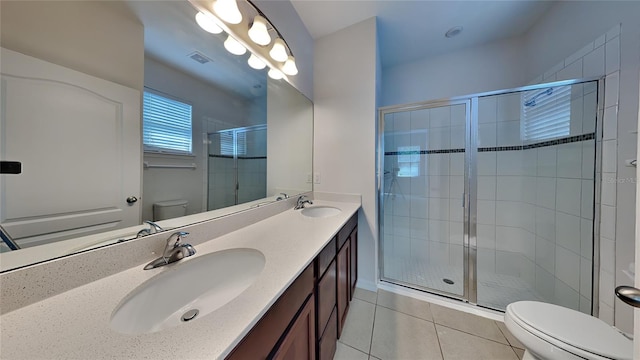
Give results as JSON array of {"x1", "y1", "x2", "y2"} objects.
[{"x1": 334, "y1": 288, "x2": 525, "y2": 360}]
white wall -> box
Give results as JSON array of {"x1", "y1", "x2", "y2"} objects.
[
  {"x1": 143, "y1": 56, "x2": 258, "y2": 221},
  {"x1": 523, "y1": 1, "x2": 640, "y2": 334},
  {"x1": 0, "y1": 1, "x2": 144, "y2": 91},
  {"x1": 382, "y1": 37, "x2": 526, "y2": 106},
  {"x1": 314, "y1": 17, "x2": 379, "y2": 290}
]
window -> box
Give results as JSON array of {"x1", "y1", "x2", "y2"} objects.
[
  {"x1": 522, "y1": 85, "x2": 571, "y2": 141},
  {"x1": 220, "y1": 129, "x2": 246, "y2": 156},
  {"x1": 397, "y1": 146, "x2": 420, "y2": 177},
  {"x1": 143, "y1": 90, "x2": 193, "y2": 155}
]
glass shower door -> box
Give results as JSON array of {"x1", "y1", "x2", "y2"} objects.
[
  {"x1": 380, "y1": 101, "x2": 469, "y2": 298},
  {"x1": 236, "y1": 127, "x2": 267, "y2": 204},
  {"x1": 475, "y1": 81, "x2": 598, "y2": 313}
]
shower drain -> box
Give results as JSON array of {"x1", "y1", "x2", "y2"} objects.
[
  {"x1": 443, "y1": 278, "x2": 455, "y2": 285},
  {"x1": 181, "y1": 309, "x2": 199, "y2": 322}
]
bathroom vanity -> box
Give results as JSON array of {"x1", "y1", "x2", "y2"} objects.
[{"x1": 0, "y1": 195, "x2": 361, "y2": 360}]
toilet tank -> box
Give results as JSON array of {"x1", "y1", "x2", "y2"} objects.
[{"x1": 153, "y1": 200, "x2": 188, "y2": 221}]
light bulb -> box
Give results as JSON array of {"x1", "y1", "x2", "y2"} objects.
[
  {"x1": 248, "y1": 15, "x2": 271, "y2": 46},
  {"x1": 195, "y1": 12, "x2": 223, "y2": 34},
  {"x1": 269, "y1": 38, "x2": 288, "y2": 62},
  {"x1": 282, "y1": 56, "x2": 298, "y2": 76},
  {"x1": 224, "y1": 35, "x2": 246, "y2": 55},
  {"x1": 268, "y1": 68, "x2": 284, "y2": 80},
  {"x1": 213, "y1": 0, "x2": 242, "y2": 24},
  {"x1": 248, "y1": 54, "x2": 266, "y2": 70}
]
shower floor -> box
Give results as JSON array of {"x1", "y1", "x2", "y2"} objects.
[{"x1": 383, "y1": 255, "x2": 544, "y2": 310}]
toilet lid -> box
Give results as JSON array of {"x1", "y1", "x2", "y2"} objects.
[{"x1": 508, "y1": 301, "x2": 632, "y2": 360}]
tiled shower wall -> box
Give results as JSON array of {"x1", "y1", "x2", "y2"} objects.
[
  {"x1": 476, "y1": 86, "x2": 597, "y2": 313},
  {"x1": 528, "y1": 24, "x2": 621, "y2": 324}
]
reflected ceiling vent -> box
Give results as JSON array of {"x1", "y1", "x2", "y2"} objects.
[
  {"x1": 445, "y1": 26, "x2": 463, "y2": 38},
  {"x1": 188, "y1": 51, "x2": 213, "y2": 64}
]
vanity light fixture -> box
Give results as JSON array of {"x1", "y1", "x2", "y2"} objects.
[
  {"x1": 189, "y1": 0, "x2": 298, "y2": 79},
  {"x1": 248, "y1": 15, "x2": 271, "y2": 46},
  {"x1": 248, "y1": 54, "x2": 266, "y2": 69},
  {"x1": 224, "y1": 35, "x2": 247, "y2": 55},
  {"x1": 195, "y1": 11, "x2": 223, "y2": 34},
  {"x1": 282, "y1": 56, "x2": 298, "y2": 76},
  {"x1": 268, "y1": 68, "x2": 284, "y2": 80},
  {"x1": 269, "y1": 38, "x2": 288, "y2": 62},
  {"x1": 213, "y1": 0, "x2": 242, "y2": 24}
]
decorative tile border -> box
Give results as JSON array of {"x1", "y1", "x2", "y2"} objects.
[
  {"x1": 383, "y1": 132, "x2": 595, "y2": 156},
  {"x1": 209, "y1": 154, "x2": 268, "y2": 160}
]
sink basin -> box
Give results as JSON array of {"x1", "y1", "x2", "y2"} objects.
[
  {"x1": 301, "y1": 206, "x2": 341, "y2": 218},
  {"x1": 110, "y1": 248, "x2": 265, "y2": 335}
]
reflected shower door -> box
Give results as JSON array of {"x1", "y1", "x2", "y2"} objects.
[
  {"x1": 380, "y1": 101, "x2": 469, "y2": 298},
  {"x1": 208, "y1": 131, "x2": 236, "y2": 210},
  {"x1": 475, "y1": 81, "x2": 598, "y2": 313},
  {"x1": 208, "y1": 125, "x2": 267, "y2": 210},
  {"x1": 236, "y1": 127, "x2": 267, "y2": 204}
]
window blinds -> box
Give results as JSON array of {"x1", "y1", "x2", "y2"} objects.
[
  {"x1": 522, "y1": 85, "x2": 571, "y2": 141},
  {"x1": 143, "y1": 91, "x2": 193, "y2": 154}
]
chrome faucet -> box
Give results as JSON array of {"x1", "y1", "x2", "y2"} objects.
[
  {"x1": 136, "y1": 220, "x2": 165, "y2": 238},
  {"x1": 294, "y1": 195, "x2": 313, "y2": 210},
  {"x1": 144, "y1": 231, "x2": 196, "y2": 270},
  {"x1": 276, "y1": 192, "x2": 289, "y2": 201}
]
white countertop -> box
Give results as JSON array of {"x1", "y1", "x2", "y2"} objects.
[{"x1": 0, "y1": 199, "x2": 360, "y2": 360}]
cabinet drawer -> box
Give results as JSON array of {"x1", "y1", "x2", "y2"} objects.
[
  {"x1": 316, "y1": 260, "x2": 336, "y2": 337},
  {"x1": 337, "y1": 213, "x2": 357, "y2": 249},
  {"x1": 226, "y1": 264, "x2": 314, "y2": 360},
  {"x1": 316, "y1": 237, "x2": 336, "y2": 278}
]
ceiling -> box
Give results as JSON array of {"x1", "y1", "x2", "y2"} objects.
[{"x1": 290, "y1": 0, "x2": 555, "y2": 67}]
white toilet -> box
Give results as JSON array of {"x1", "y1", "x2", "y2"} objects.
[
  {"x1": 153, "y1": 199, "x2": 188, "y2": 221},
  {"x1": 504, "y1": 301, "x2": 632, "y2": 360}
]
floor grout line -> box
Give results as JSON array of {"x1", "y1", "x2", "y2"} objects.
[
  {"x1": 375, "y1": 302, "x2": 435, "y2": 323},
  {"x1": 434, "y1": 323, "x2": 512, "y2": 348},
  {"x1": 337, "y1": 340, "x2": 369, "y2": 357},
  {"x1": 368, "y1": 296, "x2": 378, "y2": 357}
]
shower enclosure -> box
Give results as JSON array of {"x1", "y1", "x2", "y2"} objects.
[
  {"x1": 379, "y1": 78, "x2": 602, "y2": 314},
  {"x1": 208, "y1": 125, "x2": 267, "y2": 210}
]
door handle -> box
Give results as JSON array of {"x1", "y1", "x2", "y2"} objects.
[
  {"x1": 615, "y1": 286, "x2": 640, "y2": 308},
  {"x1": 126, "y1": 196, "x2": 138, "y2": 204}
]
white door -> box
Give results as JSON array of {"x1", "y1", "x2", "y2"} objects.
[{"x1": 0, "y1": 48, "x2": 141, "y2": 247}]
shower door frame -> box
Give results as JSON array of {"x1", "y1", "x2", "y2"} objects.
[{"x1": 378, "y1": 77, "x2": 604, "y2": 314}]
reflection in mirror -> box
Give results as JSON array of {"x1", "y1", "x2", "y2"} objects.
[{"x1": 0, "y1": 0, "x2": 313, "y2": 271}]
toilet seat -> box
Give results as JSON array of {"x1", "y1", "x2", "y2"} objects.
[{"x1": 506, "y1": 301, "x2": 632, "y2": 360}]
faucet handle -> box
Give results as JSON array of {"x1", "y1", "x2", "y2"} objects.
[{"x1": 168, "y1": 231, "x2": 189, "y2": 246}]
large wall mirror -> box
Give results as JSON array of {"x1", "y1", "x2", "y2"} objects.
[{"x1": 0, "y1": 0, "x2": 313, "y2": 271}]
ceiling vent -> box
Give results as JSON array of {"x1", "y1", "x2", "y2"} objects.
[{"x1": 188, "y1": 51, "x2": 213, "y2": 64}]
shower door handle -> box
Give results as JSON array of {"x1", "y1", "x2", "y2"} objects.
[{"x1": 615, "y1": 286, "x2": 640, "y2": 308}]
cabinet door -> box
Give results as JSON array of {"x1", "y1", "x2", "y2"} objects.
[
  {"x1": 349, "y1": 229, "x2": 358, "y2": 298},
  {"x1": 272, "y1": 294, "x2": 316, "y2": 360},
  {"x1": 318, "y1": 307, "x2": 337, "y2": 360},
  {"x1": 317, "y1": 260, "x2": 336, "y2": 337},
  {"x1": 336, "y1": 240, "x2": 350, "y2": 337}
]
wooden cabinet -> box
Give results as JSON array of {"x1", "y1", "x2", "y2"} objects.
[
  {"x1": 272, "y1": 294, "x2": 316, "y2": 360},
  {"x1": 227, "y1": 211, "x2": 358, "y2": 360},
  {"x1": 336, "y1": 239, "x2": 350, "y2": 337},
  {"x1": 350, "y1": 229, "x2": 358, "y2": 299},
  {"x1": 227, "y1": 265, "x2": 314, "y2": 360},
  {"x1": 336, "y1": 213, "x2": 358, "y2": 338}
]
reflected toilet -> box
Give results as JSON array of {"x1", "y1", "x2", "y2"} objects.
[{"x1": 153, "y1": 200, "x2": 188, "y2": 221}]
